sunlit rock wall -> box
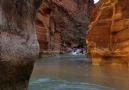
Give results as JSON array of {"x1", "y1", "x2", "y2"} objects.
[
  {"x1": 36, "y1": 0, "x2": 95, "y2": 54},
  {"x1": 0, "y1": 0, "x2": 42, "y2": 89},
  {"x1": 87, "y1": 0, "x2": 129, "y2": 67}
]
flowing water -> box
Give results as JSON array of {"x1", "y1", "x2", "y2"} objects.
[{"x1": 29, "y1": 55, "x2": 129, "y2": 90}]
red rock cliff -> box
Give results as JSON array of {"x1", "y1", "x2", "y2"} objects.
[
  {"x1": 87, "y1": 0, "x2": 129, "y2": 67},
  {"x1": 35, "y1": 0, "x2": 51, "y2": 53},
  {"x1": 36, "y1": 0, "x2": 95, "y2": 54}
]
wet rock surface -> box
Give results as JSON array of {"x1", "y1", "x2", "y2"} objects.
[{"x1": 0, "y1": 0, "x2": 42, "y2": 89}]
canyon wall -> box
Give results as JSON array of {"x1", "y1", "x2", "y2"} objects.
[
  {"x1": 36, "y1": 0, "x2": 95, "y2": 54},
  {"x1": 35, "y1": 0, "x2": 51, "y2": 55},
  {"x1": 0, "y1": 0, "x2": 42, "y2": 89},
  {"x1": 87, "y1": 0, "x2": 129, "y2": 67}
]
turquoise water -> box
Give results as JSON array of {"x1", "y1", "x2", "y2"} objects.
[
  {"x1": 29, "y1": 55, "x2": 129, "y2": 90},
  {"x1": 29, "y1": 76, "x2": 115, "y2": 90}
]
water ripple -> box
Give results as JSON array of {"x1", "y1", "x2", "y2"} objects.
[{"x1": 29, "y1": 76, "x2": 116, "y2": 90}]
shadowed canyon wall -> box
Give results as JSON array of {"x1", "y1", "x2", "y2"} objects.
[
  {"x1": 35, "y1": 0, "x2": 51, "y2": 54},
  {"x1": 36, "y1": 0, "x2": 95, "y2": 54},
  {"x1": 87, "y1": 0, "x2": 129, "y2": 67},
  {"x1": 0, "y1": 0, "x2": 42, "y2": 89}
]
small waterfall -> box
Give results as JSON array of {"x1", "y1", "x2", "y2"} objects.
[{"x1": 69, "y1": 48, "x2": 86, "y2": 55}]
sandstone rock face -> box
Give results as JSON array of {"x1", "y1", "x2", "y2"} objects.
[
  {"x1": 87, "y1": 0, "x2": 129, "y2": 67},
  {"x1": 35, "y1": 0, "x2": 51, "y2": 53},
  {"x1": 0, "y1": 0, "x2": 42, "y2": 89},
  {"x1": 36, "y1": 0, "x2": 95, "y2": 54}
]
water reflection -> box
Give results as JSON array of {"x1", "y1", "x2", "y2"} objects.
[{"x1": 29, "y1": 55, "x2": 129, "y2": 90}]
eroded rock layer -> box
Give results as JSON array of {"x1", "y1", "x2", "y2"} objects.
[
  {"x1": 0, "y1": 0, "x2": 42, "y2": 89},
  {"x1": 35, "y1": 0, "x2": 51, "y2": 53},
  {"x1": 36, "y1": 0, "x2": 95, "y2": 54},
  {"x1": 87, "y1": 0, "x2": 129, "y2": 67}
]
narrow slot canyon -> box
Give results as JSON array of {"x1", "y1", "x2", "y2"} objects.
[
  {"x1": 1, "y1": 0, "x2": 129, "y2": 90},
  {"x1": 35, "y1": 0, "x2": 95, "y2": 56}
]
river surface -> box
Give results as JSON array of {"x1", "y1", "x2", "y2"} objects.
[{"x1": 29, "y1": 55, "x2": 129, "y2": 90}]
